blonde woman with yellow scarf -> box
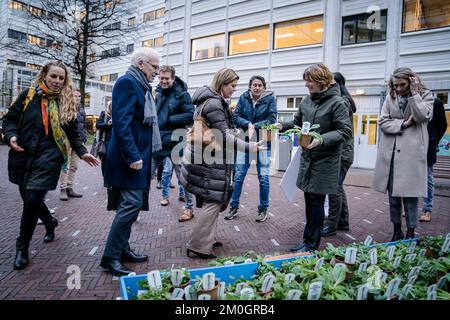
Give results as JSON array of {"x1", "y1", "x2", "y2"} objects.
[{"x1": 2, "y1": 60, "x2": 100, "y2": 270}]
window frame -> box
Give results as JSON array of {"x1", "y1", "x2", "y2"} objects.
[
  {"x1": 228, "y1": 24, "x2": 270, "y2": 56},
  {"x1": 190, "y1": 33, "x2": 225, "y2": 61},
  {"x1": 401, "y1": 0, "x2": 450, "y2": 33},
  {"x1": 341, "y1": 9, "x2": 388, "y2": 46},
  {"x1": 274, "y1": 15, "x2": 324, "y2": 50}
]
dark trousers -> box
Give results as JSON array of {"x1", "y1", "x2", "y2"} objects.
[
  {"x1": 156, "y1": 161, "x2": 163, "y2": 182},
  {"x1": 17, "y1": 187, "x2": 53, "y2": 245},
  {"x1": 327, "y1": 161, "x2": 352, "y2": 229},
  {"x1": 303, "y1": 192, "x2": 326, "y2": 250},
  {"x1": 103, "y1": 189, "x2": 143, "y2": 260}
]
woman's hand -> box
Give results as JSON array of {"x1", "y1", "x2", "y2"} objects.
[
  {"x1": 409, "y1": 76, "x2": 419, "y2": 96},
  {"x1": 10, "y1": 137, "x2": 24, "y2": 152},
  {"x1": 251, "y1": 140, "x2": 268, "y2": 152},
  {"x1": 404, "y1": 115, "x2": 415, "y2": 128},
  {"x1": 107, "y1": 119, "x2": 112, "y2": 126},
  {"x1": 306, "y1": 138, "x2": 321, "y2": 150},
  {"x1": 130, "y1": 160, "x2": 143, "y2": 170},
  {"x1": 275, "y1": 123, "x2": 283, "y2": 130},
  {"x1": 81, "y1": 153, "x2": 100, "y2": 167}
]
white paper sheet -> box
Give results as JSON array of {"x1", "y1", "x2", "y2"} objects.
[{"x1": 279, "y1": 147, "x2": 301, "y2": 202}]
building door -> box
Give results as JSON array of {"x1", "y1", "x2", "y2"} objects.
[{"x1": 353, "y1": 114, "x2": 378, "y2": 169}]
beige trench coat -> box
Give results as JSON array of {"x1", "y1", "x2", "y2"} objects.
[{"x1": 373, "y1": 90, "x2": 434, "y2": 197}]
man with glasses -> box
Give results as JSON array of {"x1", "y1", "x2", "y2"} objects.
[{"x1": 100, "y1": 47, "x2": 161, "y2": 276}]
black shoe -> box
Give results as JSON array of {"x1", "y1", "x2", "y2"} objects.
[
  {"x1": 156, "y1": 181, "x2": 162, "y2": 189},
  {"x1": 391, "y1": 223, "x2": 404, "y2": 242},
  {"x1": 121, "y1": 248, "x2": 148, "y2": 263},
  {"x1": 213, "y1": 241, "x2": 223, "y2": 248},
  {"x1": 405, "y1": 228, "x2": 415, "y2": 239},
  {"x1": 170, "y1": 183, "x2": 175, "y2": 189},
  {"x1": 13, "y1": 241, "x2": 29, "y2": 270},
  {"x1": 187, "y1": 248, "x2": 217, "y2": 259},
  {"x1": 289, "y1": 243, "x2": 311, "y2": 253},
  {"x1": 44, "y1": 218, "x2": 58, "y2": 243},
  {"x1": 67, "y1": 188, "x2": 82, "y2": 198},
  {"x1": 322, "y1": 225, "x2": 337, "y2": 237},
  {"x1": 337, "y1": 225, "x2": 350, "y2": 231},
  {"x1": 100, "y1": 256, "x2": 132, "y2": 276}
]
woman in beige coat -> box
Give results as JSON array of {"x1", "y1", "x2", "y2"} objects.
[{"x1": 373, "y1": 67, "x2": 433, "y2": 241}]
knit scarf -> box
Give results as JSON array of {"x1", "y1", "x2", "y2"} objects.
[
  {"x1": 36, "y1": 82, "x2": 69, "y2": 169},
  {"x1": 126, "y1": 65, "x2": 162, "y2": 153}
]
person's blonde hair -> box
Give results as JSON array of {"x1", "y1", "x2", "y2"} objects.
[
  {"x1": 106, "y1": 100, "x2": 112, "y2": 115},
  {"x1": 211, "y1": 68, "x2": 239, "y2": 95},
  {"x1": 303, "y1": 63, "x2": 333, "y2": 91},
  {"x1": 35, "y1": 60, "x2": 76, "y2": 124},
  {"x1": 388, "y1": 67, "x2": 427, "y2": 99}
]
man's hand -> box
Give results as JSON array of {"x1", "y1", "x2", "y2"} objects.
[
  {"x1": 10, "y1": 137, "x2": 24, "y2": 152},
  {"x1": 306, "y1": 138, "x2": 321, "y2": 150},
  {"x1": 81, "y1": 153, "x2": 100, "y2": 167},
  {"x1": 248, "y1": 123, "x2": 255, "y2": 139},
  {"x1": 130, "y1": 160, "x2": 143, "y2": 170}
]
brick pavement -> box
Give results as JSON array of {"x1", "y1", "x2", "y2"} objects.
[{"x1": 0, "y1": 144, "x2": 449, "y2": 299}]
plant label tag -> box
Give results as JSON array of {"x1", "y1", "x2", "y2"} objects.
[
  {"x1": 224, "y1": 261, "x2": 234, "y2": 266},
  {"x1": 314, "y1": 258, "x2": 325, "y2": 270},
  {"x1": 202, "y1": 272, "x2": 216, "y2": 291},
  {"x1": 245, "y1": 258, "x2": 253, "y2": 263},
  {"x1": 137, "y1": 290, "x2": 148, "y2": 297},
  {"x1": 408, "y1": 266, "x2": 421, "y2": 279},
  {"x1": 441, "y1": 238, "x2": 450, "y2": 253},
  {"x1": 386, "y1": 245, "x2": 396, "y2": 261},
  {"x1": 264, "y1": 255, "x2": 272, "y2": 259},
  {"x1": 379, "y1": 272, "x2": 388, "y2": 284},
  {"x1": 427, "y1": 284, "x2": 437, "y2": 300},
  {"x1": 364, "y1": 235, "x2": 373, "y2": 246},
  {"x1": 358, "y1": 262, "x2": 368, "y2": 274},
  {"x1": 170, "y1": 288, "x2": 185, "y2": 300},
  {"x1": 404, "y1": 253, "x2": 416, "y2": 262},
  {"x1": 219, "y1": 281, "x2": 226, "y2": 298},
  {"x1": 235, "y1": 282, "x2": 248, "y2": 295},
  {"x1": 446, "y1": 232, "x2": 450, "y2": 241},
  {"x1": 301, "y1": 121, "x2": 311, "y2": 134},
  {"x1": 240, "y1": 288, "x2": 254, "y2": 300},
  {"x1": 345, "y1": 247, "x2": 357, "y2": 264},
  {"x1": 261, "y1": 275, "x2": 275, "y2": 293},
  {"x1": 437, "y1": 276, "x2": 447, "y2": 289},
  {"x1": 198, "y1": 294, "x2": 211, "y2": 300},
  {"x1": 369, "y1": 248, "x2": 377, "y2": 265},
  {"x1": 184, "y1": 285, "x2": 193, "y2": 300},
  {"x1": 400, "y1": 284, "x2": 412, "y2": 300},
  {"x1": 147, "y1": 270, "x2": 162, "y2": 290},
  {"x1": 419, "y1": 248, "x2": 426, "y2": 257},
  {"x1": 393, "y1": 256, "x2": 402, "y2": 269},
  {"x1": 307, "y1": 282, "x2": 322, "y2": 300},
  {"x1": 386, "y1": 278, "x2": 401, "y2": 299},
  {"x1": 170, "y1": 269, "x2": 184, "y2": 286},
  {"x1": 287, "y1": 290, "x2": 302, "y2": 300},
  {"x1": 408, "y1": 241, "x2": 417, "y2": 253},
  {"x1": 285, "y1": 273, "x2": 295, "y2": 284},
  {"x1": 314, "y1": 257, "x2": 325, "y2": 270},
  {"x1": 357, "y1": 284, "x2": 368, "y2": 300},
  {"x1": 407, "y1": 275, "x2": 418, "y2": 285}
]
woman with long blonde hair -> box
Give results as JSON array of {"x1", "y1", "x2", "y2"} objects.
[{"x1": 2, "y1": 60, "x2": 99, "y2": 270}]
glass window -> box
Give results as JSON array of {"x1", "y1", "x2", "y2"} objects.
[
  {"x1": 403, "y1": 0, "x2": 450, "y2": 32},
  {"x1": 126, "y1": 43, "x2": 134, "y2": 53},
  {"x1": 8, "y1": 29, "x2": 27, "y2": 42},
  {"x1": 274, "y1": 16, "x2": 323, "y2": 49},
  {"x1": 143, "y1": 10, "x2": 155, "y2": 22},
  {"x1": 342, "y1": 10, "x2": 387, "y2": 45},
  {"x1": 100, "y1": 75, "x2": 109, "y2": 82},
  {"x1": 191, "y1": 34, "x2": 225, "y2": 61},
  {"x1": 84, "y1": 93, "x2": 91, "y2": 108},
  {"x1": 109, "y1": 73, "x2": 118, "y2": 82},
  {"x1": 278, "y1": 112, "x2": 295, "y2": 122},
  {"x1": 128, "y1": 17, "x2": 136, "y2": 26},
  {"x1": 368, "y1": 115, "x2": 378, "y2": 145},
  {"x1": 436, "y1": 92, "x2": 448, "y2": 108},
  {"x1": 154, "y1": 36, "x2": 164, "y2": 48},
  {"x1": 353, "y1": 114, "x2": 358, "y2": 138},
  {"x1": 156, "y1": 8, "x2": 165, "y2": 19},
  {"x1": 28, "y1": 34, "x2": 46, "y2": 46},
  {"x1": 295, "y1": 97, "x2": 303, "y2": 108},
  {"x1": 142, "y1": 39, "x2": 154, "y2": 48},
  {"x1": 9, "y1": 1, "x2": 27, "y2": 12},
  {"x1": 229, "y1": 25, "x2": 269, "y2": 55},
  {"x1": 287, "y1": 97, "x2": 294, "y2": 109}
]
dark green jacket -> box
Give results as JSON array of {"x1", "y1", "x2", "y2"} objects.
[{"x1": 282, "y1": 84, "x2": 352, "y2": 194}]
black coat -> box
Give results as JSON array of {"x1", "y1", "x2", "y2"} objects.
[
  {"x1": 427, "y1": 98, "x2": 447, "y2": 166},
  {"x1": 153, "y1": 76, "x2": 194, "y2": 159},
  {"x1": 96, "y1": 111, "x2": 113, "y2": 152},
  {"x1": 2, "y1": 88, "x2": 87, "y2": 190}
]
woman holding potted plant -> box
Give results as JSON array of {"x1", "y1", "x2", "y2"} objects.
[{"x1": 277, "y1": 63, "x2": 352, "y2": 253}]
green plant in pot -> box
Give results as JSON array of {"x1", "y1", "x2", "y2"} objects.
[{"x1": 283, "y1": 124, "x2": 321, "y2": 148}]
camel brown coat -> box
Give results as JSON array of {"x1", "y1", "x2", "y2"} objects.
[{"x1": 373, "y1": 90, "x2": 434, "y2": 197}]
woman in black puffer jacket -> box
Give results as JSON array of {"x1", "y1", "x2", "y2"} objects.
[{"x1": 180, "y1": 68, "x2": 264, "y2": 258}]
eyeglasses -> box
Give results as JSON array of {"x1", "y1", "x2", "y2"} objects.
[{"x1": 143, "y1": 60, "x2": 160, "y2": 72}]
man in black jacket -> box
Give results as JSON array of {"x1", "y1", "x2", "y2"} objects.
[
  {"x1": 59, "y1": 88, "x2": 87, "y2": 200},
  {"x1": 419, "y1": 98, "x2": 447, "y2": 222},
  {"x1": 151, "y1": 65, "x2": 195, "y2": 222}
]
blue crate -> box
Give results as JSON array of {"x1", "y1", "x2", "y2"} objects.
[{"x1": 120, "y1": 254, "x2": 315, "y2": 300}]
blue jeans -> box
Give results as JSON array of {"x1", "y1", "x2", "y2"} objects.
[
  {"x1": 230, "y1": 149, "x2": 271, "y2": 211},
  {"x1": 422, "y1": 165, "x2": 434, "y2": 212},
  {"x1": 161, "y1": 157, "x2": 172, "y2": 199}
]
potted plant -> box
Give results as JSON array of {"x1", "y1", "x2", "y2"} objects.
[
  {"x1": 283, "y1": 124, "x2": 321, "y2": 148},
  {"x1": 259, "y1": 123, "x2": 279, "y2": 143}
]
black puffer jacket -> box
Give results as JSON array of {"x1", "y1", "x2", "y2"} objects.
[
  {"x1": 2, "y1": 88, "x2": 87, "y2": 190},
  {"x1": 427, "y1": 98, "x2": 447, "y2": 166},
  {"x1": 180, "y1": 86, "x2": 252, "y2": 206}
]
